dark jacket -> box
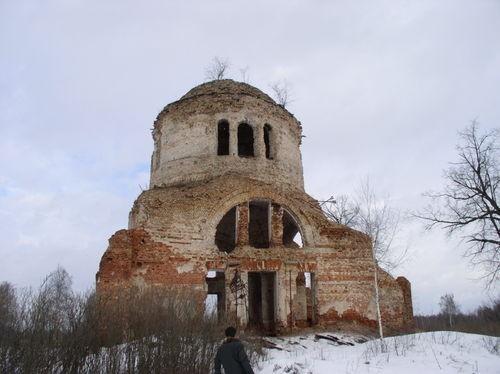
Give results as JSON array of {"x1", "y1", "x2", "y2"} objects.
[{"x1": 214, "y1": 337, "x2": 254, "y2": 374}]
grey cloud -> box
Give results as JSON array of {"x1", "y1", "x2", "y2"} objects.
[{"x1": 1, "y1": 0, "x2": 499, "y2": 313}]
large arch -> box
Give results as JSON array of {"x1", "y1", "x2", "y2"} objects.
[{"x1": 214, "y1": 199, "x2": 306, "y2": 250}]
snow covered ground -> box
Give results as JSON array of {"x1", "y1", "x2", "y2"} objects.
[{"x1": 255, "y1": 331, "x2": 499, "y2": 374}]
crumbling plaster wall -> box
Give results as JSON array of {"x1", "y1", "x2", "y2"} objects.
[
  {"x1": 97, "y1": 229, "x2": 407, "y2": 331},
  {"x1": 149, "y1": 84, "x2": 304, "y2": 190},
  {"x1": 96, "y1": 174, "x2": 410, "y2": 331}
]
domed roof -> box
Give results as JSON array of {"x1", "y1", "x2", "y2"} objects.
[
  {"x1": 154, "y1": 79, "x2": 300, "y2": 130},
  {"x1": 180, "y1": 79, "x2": 276, "y2": 103}
]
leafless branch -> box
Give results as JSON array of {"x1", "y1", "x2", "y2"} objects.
[
  {"x1": 270, "y1": 79, "x2": 292, "y2": 107},
  {"x1": 205, "y1": 57, "x2": 230, "y2": 81},
  {"x1": 415, "y1": 121, "x2": 500, "y2": 287},
  {"x1": 239, "y1": 66, "x2": 250, "y2": 83},
  {"x1": 321, "y1": 178, "x2": 407, "y2": 272}
]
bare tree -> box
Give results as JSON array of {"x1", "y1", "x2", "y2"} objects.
[
  {"x1": 321, "y1": 195, "x2": 360, "y2": 227},
  {"x1": 439, "y1": 293, "x2": 460, "y2": 327},
  {"x1": 0, "y1": 282, "x2": 16, "y2": 318},
  {"x1": 239, "y1": 66, "x2": 250, "y2": 83},
  {"x1": 0, "y1": 282, "x2": 17, "y2": 340},
  {"x1": 321, "y1": 179, "x2": 406, "y2": 341},
  {"x1": 205, "y1": 57, "x2": 230, "y2": 81},
  {"x1": 357, "y1": 181, "x2": 405, "y2": 271},
  {"x1": 270, "y1": 79, "x2": 292, "y2": 107},
  {"x1": 416, "y1": 122, "x2": 499, "y2": 287},
  {"x1": 322, "y1": 179, "x2": 405, "y2": 271},
  {"x1": 356, "y1": 181, "x2": 402, "y2": 342}
]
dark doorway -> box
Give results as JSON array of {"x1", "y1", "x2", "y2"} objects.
[
  {"x1": 306, "y1": 272, "x2": 317, "y2": 325},
  {"x1": 238, "y1": 123, "x2": 254, "y2": 157},
  {"x1": 249, "y1": 201, "x2": 270, "y2": 248},
  {"x1": 205, "y1": 271, "x2": 226, "y2": 321},
  {"x1": 215, "y1": 207, "x2": 236, "y2": 252},
  {"x1": 248, "y1": 273, "x2": 262, "y2": 327},
  {"x1": 248, "y1": 272, "x2": 276, "y2": 334},
  {"x1": 217, "y1": 120, "x2": 230, "y2": 155}
]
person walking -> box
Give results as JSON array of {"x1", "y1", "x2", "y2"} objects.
[{"x1": 214, "y1": 326, "x2": 254, "y2": 374}]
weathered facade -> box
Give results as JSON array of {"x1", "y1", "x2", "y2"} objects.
[{"x1": 96, "y1": 79, "x2": 413, "y2": 334}]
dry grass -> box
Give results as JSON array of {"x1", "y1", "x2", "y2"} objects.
[{"x1": 0, "y1": 268, "x2": 264, "y2": 373}]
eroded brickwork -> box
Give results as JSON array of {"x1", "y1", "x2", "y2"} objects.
[{"x1": 97, "y1": 79, "x2": 414, "y2": 334}]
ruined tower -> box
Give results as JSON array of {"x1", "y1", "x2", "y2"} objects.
[{"x1": 97, "y1": 79, "x2": 413, "y2": 333}]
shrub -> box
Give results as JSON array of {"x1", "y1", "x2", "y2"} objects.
[{"x1": 0, "y1": 268, "x2": 263, "y2": 373}]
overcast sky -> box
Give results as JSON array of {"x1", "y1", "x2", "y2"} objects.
[{"x1": 1, "y1": 0, "x2": 499, "y2": 314}]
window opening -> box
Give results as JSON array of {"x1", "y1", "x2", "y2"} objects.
[
  {"x1": 295, "y1": 273, "x2": 307, "y2": 325},
  {"x1": 215, "y1": 207, "x2": 237, "y2": 252},
  {"x1": 204, "y1": 294, "x2": 218, "y2": 317},
  {"x1": 217, "y1": 120, "x2": 230, "y2": 155},
  {"x1": 295, "y1": 272, "x2": 316, "y2": 327},
  {"x1": 307, "y1": 273, "x2": 317, "y2": 325},
  {"x1": 238, "y1": 123, "x2": 254, "y2": 157},
  {"x1": 205, "y1": 270, "x2": 226, "y2": 321},
  {"x1": 207, "y1": 270, "x2": 217, "y2": 278},
  {"x1": 264, "y1": 124, "x2": 272, "y2": 159},
  {"x1": 282, "y1": 210, "x2": 303, "y2": 247},
  {"x1": 249, "y1": 201, "x2": 270, "y2": 248},
  {"x1": 304, "y1": 272, "x2": 311, "y2": 288}
]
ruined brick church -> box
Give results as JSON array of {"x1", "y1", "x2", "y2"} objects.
[{"x1": 96, "y1": 79, "x2": 413, "y2": 334}]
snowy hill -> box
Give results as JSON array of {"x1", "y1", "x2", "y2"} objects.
[{"x1": 255, "y1": 331, "x2": 499, "y2": 374}]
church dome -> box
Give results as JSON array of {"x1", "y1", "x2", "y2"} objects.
[
  {"x1": 150, "y1": 79, "x2": 304, "y2": 190},
  {"x1": 180, "y1": 79, "x2": 276, "y2": 103}
]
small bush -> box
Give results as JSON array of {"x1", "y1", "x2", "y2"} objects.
[{"x1": 0, "y1": 268, "x2": 263, "y2": 373}]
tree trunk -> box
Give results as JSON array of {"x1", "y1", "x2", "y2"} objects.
[{"x1": 373, "y1": 258, "x2": 384, "y2": 340}]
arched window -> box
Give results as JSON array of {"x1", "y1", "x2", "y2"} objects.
[
  {"x1": 215, "y1": 202, "x2": 304, "y2": 252},
  {"x1": 215, "y1": 207, "x2": 236, "y2": 252},
  {"x1": 282, "y1": 209, "x2": 303, "y2": 247},
  {"x1": 238, "y1": 123, "x2": 254, "y2": 157},
  {"x1": 264, "y1": 124, "x2": 272, "y2": 159},
  {"x1": 217, "y1": 120, "x2": 230, "y2": 155}
]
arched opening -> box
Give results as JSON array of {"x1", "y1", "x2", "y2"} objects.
[
  {"x1": 215, "y1": 202, "x2": 303, "y2": 251},
  {"x1": 282, "y1": 209, "x2": 303, "y2": 248},
  {"x1": 238, "y1": 123, "x2": 254, "y2": 157},
  {"x1": 215, "y1": 207, "x2": 236, "y2": 252},
  {"x1": 217, "y1": 120, "x2": 230, "y2": 155},
  {"x1": 264, "y1": 124, "x2": 272, "y2": 159}
]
